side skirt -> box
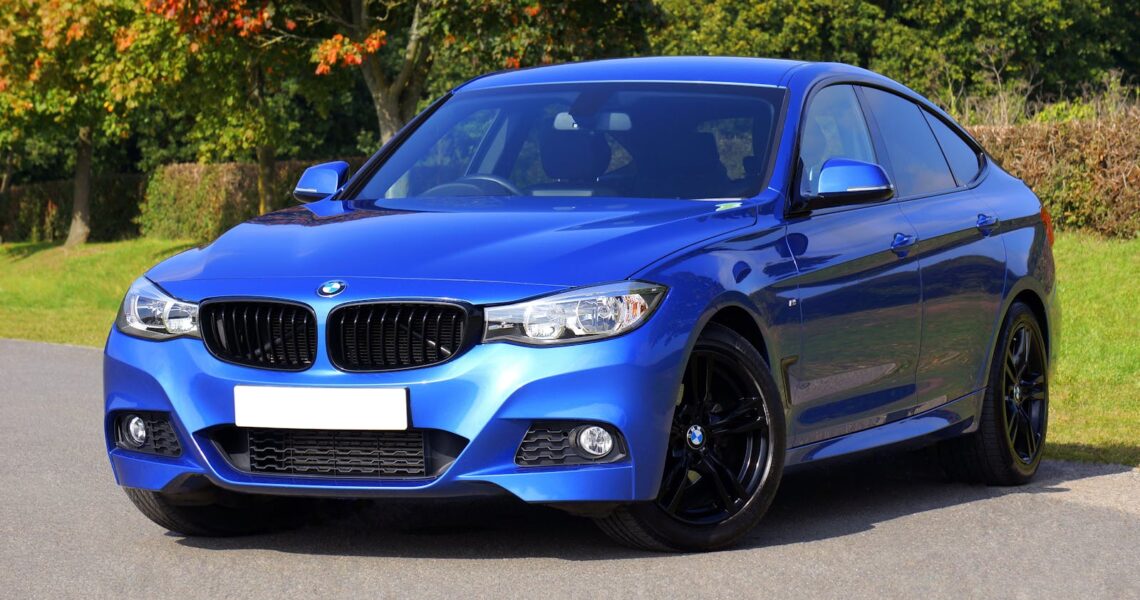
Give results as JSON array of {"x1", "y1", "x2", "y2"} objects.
[{"x1": 784, "y1": 390, "x2": 980, "y2": 470}]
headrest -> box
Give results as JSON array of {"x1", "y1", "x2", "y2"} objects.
[{"x1": 540, "y1": 128, "x2": 612, "y2": 182}]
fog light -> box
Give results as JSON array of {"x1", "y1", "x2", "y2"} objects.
[
  {"x1": 577, "y1": 425, "x2": 614, "y2": 458},
  {"x1": 122, "y1": 414, "x2": 147, "y2": 448}
]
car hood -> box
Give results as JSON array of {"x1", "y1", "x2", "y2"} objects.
[{"x1": 148, "y1": 195, "x2": 755, "y2": 303}]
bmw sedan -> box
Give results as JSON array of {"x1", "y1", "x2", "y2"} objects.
[{"x1": 105, "y1": 57, "x2": 1057, "y2": 551}]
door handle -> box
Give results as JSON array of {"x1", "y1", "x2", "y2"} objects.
[
  {"x1": 976, "y1": 213, "x2": 1000, "y2": 233},
  {"x1": 890, "y1": 232, "x2": 917, "y2": 257}
]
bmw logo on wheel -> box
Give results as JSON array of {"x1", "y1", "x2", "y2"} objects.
[
  {"x1": 317, "y1": 280, "x2": 347, "y2": 297},
  {"x1": 686, "y1": 424, "x2": 705, "y2": 448}
]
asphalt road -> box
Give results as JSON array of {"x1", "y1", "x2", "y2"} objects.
[{"x1": 2, "y1": 338, "x2": 1138, "y2": 599}]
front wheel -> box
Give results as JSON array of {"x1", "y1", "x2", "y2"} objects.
[{"x1": 595, "y1": 323, "x2": 786, "y2": 551}]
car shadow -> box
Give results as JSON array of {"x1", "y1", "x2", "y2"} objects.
[{"x1": 175, "y1": 453, "x2": 1134, "y2": 560}]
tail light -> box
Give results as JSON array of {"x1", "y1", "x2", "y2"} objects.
[{"x1": 1040, "y1": 205, "x2": 1054, "y2": 247}]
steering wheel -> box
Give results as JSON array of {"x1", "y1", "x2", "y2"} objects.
[
  {"x1": 421, "y1": 174, "x2": 523, "y2": 197},
  {"x1": 454, "y1": 175, "x2": 523, "y2": 196}
]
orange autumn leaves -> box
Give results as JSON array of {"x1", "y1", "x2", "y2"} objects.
[{"x1": 314, "y1": 31, "x2": 387, "y2": 75}]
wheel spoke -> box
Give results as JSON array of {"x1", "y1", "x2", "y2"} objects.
[
  {"x1": 662, "y1": 456, "x2": 693, "y2": 514},
  {"x1": 1020, "y1": 411, "x2": 1038, "y2": 457},
  {"x1": 1016, "y1": 328, "x2": 1031, "y2": 378},
  {"x1": 704, "y1": 452, "x2": 747, "y2": 500},
  {"x1": 709, "y1": 397, "x2": 765, "y2": 435},
  {"x1": 1004, "y1": 362, "x2": 1018, "y2": 387},
  {"x1": 696, "y1": 457, "x2": 736, "y2": 512},
  {"x1": 1006, "y1": 404, "x2": 1019, "y2": 440}
]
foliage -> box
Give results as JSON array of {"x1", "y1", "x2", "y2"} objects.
[
  {"x1": 652, "y1": 0, "x2": 1135, "y2": 117},
  {"x1": 0, "y1": 176, "x2": 145, "y2": 243},
  {"x1": 971, "y1": 108, "x2": 1140, "y2": 238},
  {"x1": 138, "y1": 158, "x2": 364, "y2": 241}
]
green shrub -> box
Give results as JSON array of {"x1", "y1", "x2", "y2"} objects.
[
  {"x1": 971, "y1": 110, "x2": 1140, "y2": 238},
  {"x1": 0, "y1": 176, "x2": 145, "y2": 243},
  {"x1": 138, "y1": 158, "x2": 365, "y2": 241}
]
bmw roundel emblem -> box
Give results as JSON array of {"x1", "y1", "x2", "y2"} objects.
[
  {"x1": 686, "y1": 424, "x2": 705, "y2": 448},
  {"x1": 318, "y1": 280, "x2": 346, "y2": 297}
]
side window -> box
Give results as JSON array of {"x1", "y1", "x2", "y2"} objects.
[
  {"x1": 798, "y1": 85, "x2": 876, "y2": 196},
  {"x1": 859, "y1": 88, "x2": 955, "y2": 197},
  {"x1": 923, "y1": 111, "x2": 982, "y2": 186}
]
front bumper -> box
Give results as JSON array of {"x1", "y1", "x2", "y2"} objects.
[{"x1": 103, "y1": 304, "x2": 688, "y2": 503}]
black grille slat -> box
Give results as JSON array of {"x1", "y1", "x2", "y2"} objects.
[
  {"x1": 246, "y1": 429, "x2": 427, "y2": 477},
  {"x1": 200, "y1": 301, "x2": 316, "y2": 370},
  {"x1": 328, "y1": 303, "x2": 469, "y2": 372}
]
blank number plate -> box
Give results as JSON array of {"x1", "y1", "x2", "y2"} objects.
[{"x1": 233, "y1": 386, "x2": 408, "y2": 430}]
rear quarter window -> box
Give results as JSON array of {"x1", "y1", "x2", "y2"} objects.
[{"x1": 923, "y1": 111, "x2": 982, "y2": 186}]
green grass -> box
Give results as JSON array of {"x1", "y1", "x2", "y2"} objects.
[
  {"x1": 0, "y1": 233, "x2": 1137, "y2": 466},
  {"x1": 1048, "y1": 232, "x2": 1140, "y2": 466},
  {"x1": 0, "y1": 239, "x2": 195, "y2": 347}
]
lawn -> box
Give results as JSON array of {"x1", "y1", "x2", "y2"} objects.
[{"x1": 0, "y1": 232, "x2": 1137, "y2": 466}]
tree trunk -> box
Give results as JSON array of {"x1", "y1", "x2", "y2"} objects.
[
  {"x1": 0, "y1": 152, "x2": 12, "y2": 197},
  {"x1": 372, "y1": 91, "x2": 405, "y2": 144},
  {"x1": 255, "y1": 144, "x2": 276, "y2": 214},
  {"x1": 354, "y1": 0, "x2": 431, "y2": 144},
  {"x1": 64, "y1": 127, "x2": 93, "y2": 247}
]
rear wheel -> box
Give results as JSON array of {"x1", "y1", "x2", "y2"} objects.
[
  {"x1": 595, "y1": 323, "x2": 785, "y2": 551},
  {"x1": 941, "y1": 302, "x2": 1049, "y2": 485},
  {"x1": 124, "y1": 487, "x2": 305, "y2": 537}
]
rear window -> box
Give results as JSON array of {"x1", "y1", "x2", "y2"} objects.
[{"x1": 353, "y1": 83, "x2": 786, "y2": 201}]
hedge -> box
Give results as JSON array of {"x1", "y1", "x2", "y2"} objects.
[
  {"x1": 138, "y1": 158, "x2": 366, "y2": 241},
  {"x1": 3, "y1": 113, "x2": 1139, "y2": 244},
  {"x1": 0, "y1": 175, "x2": 145, "y2": 243},
  {"x1": 971, "y1": 111, "x2": 1140, "y2": 238}
]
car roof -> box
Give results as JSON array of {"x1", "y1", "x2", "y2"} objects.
[{"x1": 454, "y1": 56, "x2": 824, "y2": 92}]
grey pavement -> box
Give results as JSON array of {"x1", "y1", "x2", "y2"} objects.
[{"x1": 2, "y1": 338, "x2": 1138, "y2": 599}]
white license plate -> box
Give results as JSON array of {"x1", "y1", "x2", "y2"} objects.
[{"x1": 233, "y1": 386, "x2": 408, "y2": 430}]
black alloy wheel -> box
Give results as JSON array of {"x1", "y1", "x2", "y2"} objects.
[
  {"x1": 1002, "y1": 322, "x2": 1047, "y2": 464},
  {"x1": 595, "y1": 323, "x2": 785, "y2": 551},
  {"x1": 658, "y1": 348, "x2": 770, "y2": 524}
]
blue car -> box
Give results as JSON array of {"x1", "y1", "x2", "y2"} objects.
[{"x1": 105, "y1": 57, "x2": 1057, "y2": 551}]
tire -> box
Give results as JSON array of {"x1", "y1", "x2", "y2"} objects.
[
  {"x1": 124, "y1": 487, "x2": 306, "y2": 537},
  {"x1": 941, "y1": 302, "x2": 1049, "y2": 485},
  {"x1": 595, "y1": 323, "x2": 786, "y2": 551}
]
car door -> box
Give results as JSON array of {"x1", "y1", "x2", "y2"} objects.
[
  {"x1": 783, "y1": 84, "x2": 923, "y2": 447},
  {"x1": 857, "y1": 86, "x2": 1006, "y2": 410}
]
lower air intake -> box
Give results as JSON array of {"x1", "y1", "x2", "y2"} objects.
[{"x1": 248, "y1": 429, "x2": 427, "y2": 477}]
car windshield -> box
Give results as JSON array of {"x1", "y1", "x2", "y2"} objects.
[{"x1": 352, "y1": 83, "x2": 785, "y2": 201}]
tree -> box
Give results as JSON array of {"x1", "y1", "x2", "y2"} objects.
[
  {"x1": 150, "y1": 1, "x2": 658, "y2": 147},
  {"x1": 652, "y1": 0, "x2": 1131, "y2": 115},
  {"x1": 0, "y1": 0, "x2": 185, "y2": 246}
]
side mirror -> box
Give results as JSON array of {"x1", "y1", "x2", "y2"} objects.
[
  {"x1": 803, "y1": 158, "x2": 893, "y2": 211},
  {"x1": 293, "y1": 161, "x2": 350, "y2": 202}
]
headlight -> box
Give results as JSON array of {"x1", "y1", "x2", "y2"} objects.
[
  {"x1": 483, "y1": 281, "x2": 666, "y2": 345},
  {"x1": 115, "y1": 277, "x2": 199, "y2": 340}
]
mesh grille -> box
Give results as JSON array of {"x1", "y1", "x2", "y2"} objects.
[
  {"x1": 199, "y1": 301, "x2": 316, "y2": 370},
  {"x1": 247, "y1": 429, "x2": 427, "y2": 477},
  {"x1": 515, "y1": 423, "x2": 627, "y2": 467},
  {"x1": 328, "y1": 303, "x2": 469, "y2": 371}
]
